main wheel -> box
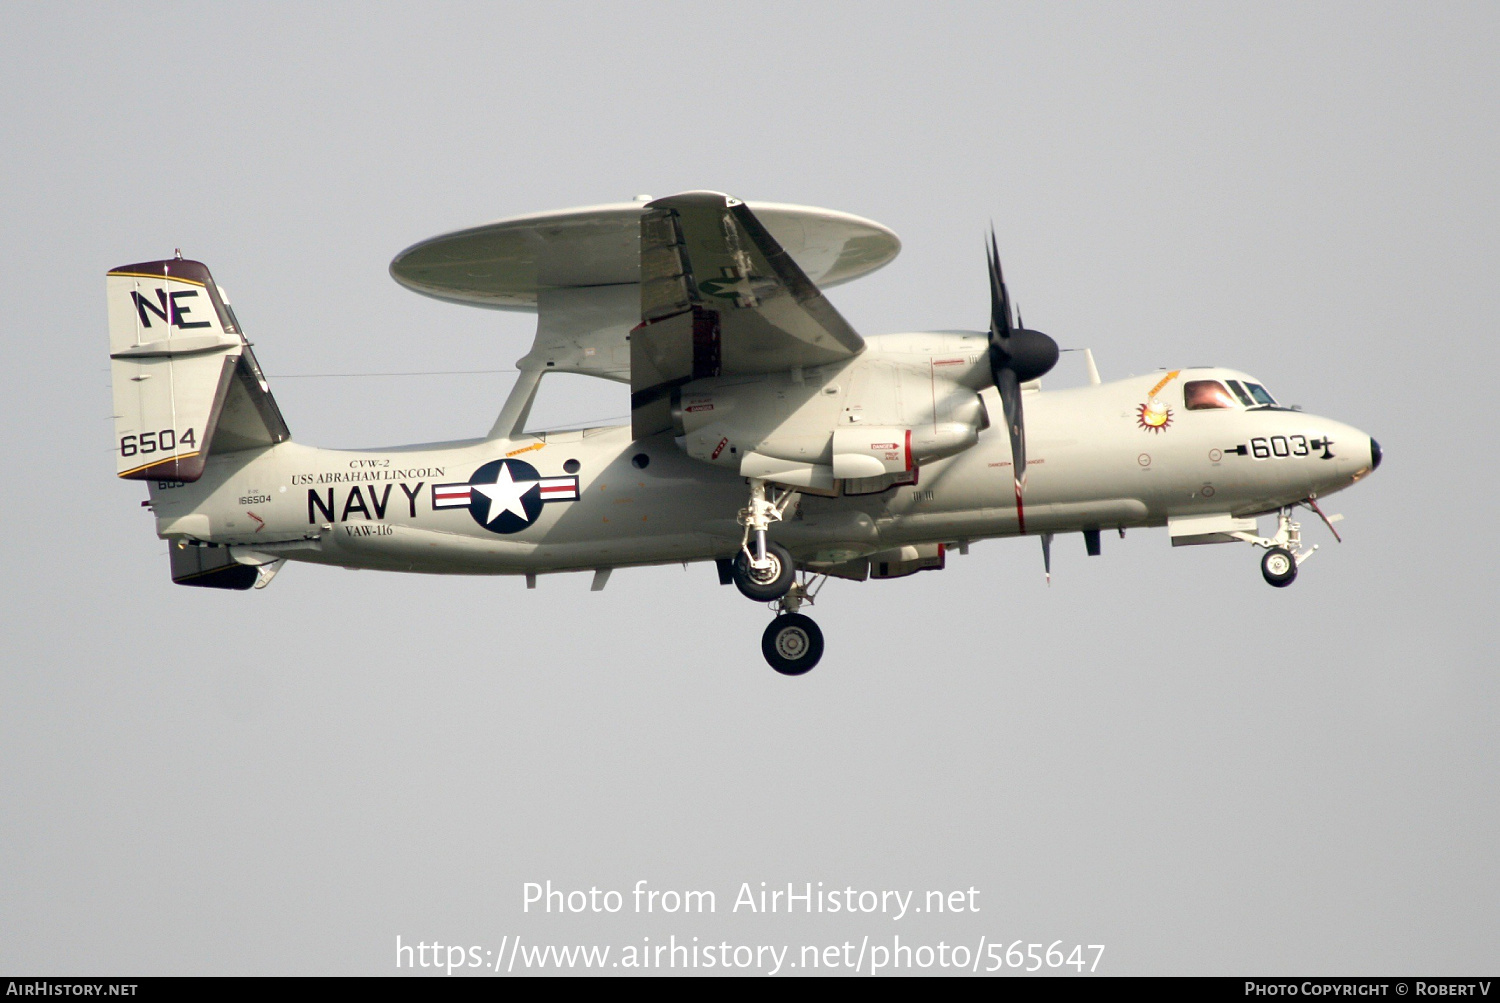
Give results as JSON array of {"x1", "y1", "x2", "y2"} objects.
[
  {"x1": 762, "y1": 614, "x2": 824, "y2": 676},
  {"x1": 732, "y1": 541, "x2": 795, "y2": 601},
  {"x1": 1261, "y1": 546, "x2": 1298, "y2": 587}
]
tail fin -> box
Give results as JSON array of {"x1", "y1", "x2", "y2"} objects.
[{"x1": 107, "y1": 258, "x2": 289, "y2": 481}]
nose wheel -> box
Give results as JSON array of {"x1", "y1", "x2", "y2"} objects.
[{"x1": 1260, "y1": 546, "x2": 1298, "y2": 587}]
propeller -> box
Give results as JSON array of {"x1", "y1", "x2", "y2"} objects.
[{"x1": 986, "y1": 231, "x2": 1059, "y2": 490}]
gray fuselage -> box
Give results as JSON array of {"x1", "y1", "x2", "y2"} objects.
[{"x1": 145, "y1": 335, "x2": 1377, "y2": 580}]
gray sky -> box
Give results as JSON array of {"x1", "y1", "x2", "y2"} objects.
[{"x1": 2, "y1": 2, "x2": 1496, "y2": 975}]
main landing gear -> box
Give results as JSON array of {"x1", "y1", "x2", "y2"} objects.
[
  {"x1": 732, "y1": 541, "x2": 794, "y2": 601},
  {"x1": 760, "y1": 573, "x2": 828, "y2": 675},
  {"x1": 733, "y1": 478, "x2": 798, "y2": 599},
  {"x1": 763, "y1": 614, "x2": 824, "y2": 675},
  {"x1": 1230, "y1": 506, "x2": 1316, "y2": 588},
  {"x1": 732, "y1": 478, "x2": 828, "y2": 675}
]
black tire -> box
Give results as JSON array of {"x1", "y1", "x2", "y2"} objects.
[
  {"x1": 1261, "y1": 546, "x2": 1298, "y2": 588},
  {"x1": 762, "y1": 614, "x2": 824, "y2": 676},
  {"x1": 732, "y1": 541, "x2": 795, "y2": 601}
]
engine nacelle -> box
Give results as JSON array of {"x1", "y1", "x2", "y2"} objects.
[
  {"x1": 670, "y1": 366, "x2": 987, "y2": 488},
  {"x1": 912, "y1": 390, "x2": 988, "y2": 463},
  {"x1": 831, "y1": 427, "x2": 911, "y2": 479},
  {"x1": 831, "y1": 392, "x2": 986, "y2": 474}
]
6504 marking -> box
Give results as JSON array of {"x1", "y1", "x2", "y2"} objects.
[{"x1": 120, "y1": 427, "x2": 196, "y2": 457}]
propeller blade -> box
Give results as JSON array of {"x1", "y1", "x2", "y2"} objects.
[
  {"x1": 986, "y1": 228, "x2": 1013, "y2": 343},
  {"x1": 984, "y1": 231, "x2": 1059, "y2": 492},
  {"x1": 995, "y1": 365, "x2": 1026, "y2": 488}
]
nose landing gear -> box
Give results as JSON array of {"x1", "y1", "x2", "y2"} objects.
[{"x1": 1230, "y1": 506, "x2": 1316, "y2": 588}]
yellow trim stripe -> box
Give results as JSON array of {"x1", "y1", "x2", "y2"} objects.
[
  {"x1": 118, "y1": 451, "x2": 200, "y2": 478},
  {"x1": 107, "y1": 271, "x2": 206, "y2": 287}
]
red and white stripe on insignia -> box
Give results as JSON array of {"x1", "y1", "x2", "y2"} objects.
[
  {"x1": 432, "y1": 483, "x2": 472, "y2": 509},
  {"x1": 536, "y1": 477, "x2": 579, "y2": 500}
]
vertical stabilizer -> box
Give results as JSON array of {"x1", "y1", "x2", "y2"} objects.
[{"x1": 107, "y1": 259, "x2": 288, "y2": 481}]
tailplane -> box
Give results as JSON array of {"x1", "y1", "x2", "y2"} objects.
[
  {"x1": 168, "y1": 541, "x2": 259, "y2": 590},
  {"x1": 107, "y1": 257, "x2": 289, "y2": 482}
]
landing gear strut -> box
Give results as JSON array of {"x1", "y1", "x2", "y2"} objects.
[
  {"x1": 1231, "y1": 507, "x2": 1315, "y2": 588},
  {"x1": 733, "y1": 478, "x2": 798, "y2": 601},
  {"x1": 732, "y1": 478, "x2": 830, "y2": 674},
  {"x1": 760, "y1": 571, "x2": 828, "y2": 675}
]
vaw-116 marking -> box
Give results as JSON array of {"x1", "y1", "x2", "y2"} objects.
[{"x1": 107, "y1": 192, "x2": 1380, "y2": 674}]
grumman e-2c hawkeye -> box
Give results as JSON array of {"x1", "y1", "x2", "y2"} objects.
[{"x1": 107, "y1": 192, "x2": 1381, "y2": 675}]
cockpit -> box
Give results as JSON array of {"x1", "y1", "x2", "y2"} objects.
[{"x1": 1183, "y1": 377, "x2": 1281, "y2": 411}]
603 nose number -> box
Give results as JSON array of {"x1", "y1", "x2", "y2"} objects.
[
  {"x1": 1227, "y1": 434, "x2": 1335, "y2": 461},
  {"x1": 120, "y1": 427, "x2": 197, "y2": 457},
  {"x1": 1253, "y1": 435, "x2": 1306, "y2": 458}
]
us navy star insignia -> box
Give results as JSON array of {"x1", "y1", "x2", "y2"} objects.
[
  {"x1": 472, "y1": 462, "x2": 531, "y2": 524},
  {"x1": 431, "y1": 458, "x2": 580, "y2": 535}
]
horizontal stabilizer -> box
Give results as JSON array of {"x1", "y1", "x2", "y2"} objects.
[{"x1": 168, "y1": 541, "x2": 258, "y2": 590}]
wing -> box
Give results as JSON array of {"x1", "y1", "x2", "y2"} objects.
[
  {"x1": 389, "y1": 196, "x2": 898, "y2": 437},
  {"x1": 631, "y1": 191, "x2": 866, "y2": 438}
]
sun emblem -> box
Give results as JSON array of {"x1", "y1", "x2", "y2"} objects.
[{"x1": 1137, "y1": 398, "x2": 1173, "y2": 433}]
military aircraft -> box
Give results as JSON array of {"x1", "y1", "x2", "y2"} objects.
[{"x1": 107, "y1": 191, "x2": 1381, "y2": 674}]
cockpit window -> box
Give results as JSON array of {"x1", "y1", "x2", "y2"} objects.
[
  {"x1": 1184, "y1": 380, "x2": 1237, "y2": 410},
  {"x1": 1225, "y1": 380, "x2": 1256, "y2": 406},
  {"x1": 1244, "y1": 382, "x2": 1277, "y2": 406}
]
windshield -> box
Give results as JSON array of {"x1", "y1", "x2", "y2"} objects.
[
  {"x1": 1244, "y1": 382, "x2": 1277, "y2": 406},
  {"x1": 1184, "y1": 380, "x2": 1237, "y2": 410}
]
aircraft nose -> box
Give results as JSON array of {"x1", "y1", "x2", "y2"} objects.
[{"x1": 1370, "y1": 437, "x2": 1382, "y2": 471}]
